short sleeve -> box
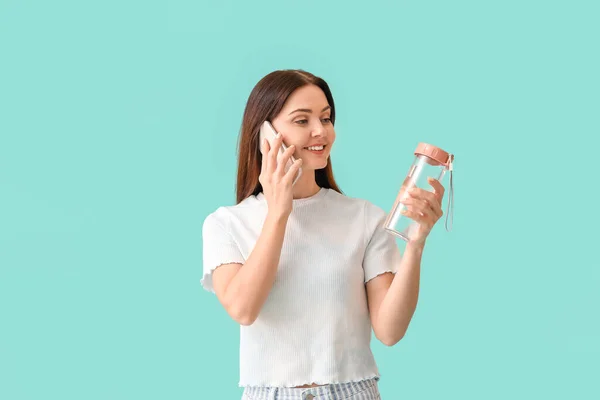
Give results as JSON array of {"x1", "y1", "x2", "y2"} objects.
[
  {"x1": 363, "y1": 201, "x2": 403, "y2": 283},
  {"x1": 200, "y1": 209, "x2": 245, "y2": 293}
]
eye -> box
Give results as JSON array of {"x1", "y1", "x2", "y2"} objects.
[
  {"x1": 295, "y1": 119, "x2": 308, "y2": 125},
  {"x1": 321, "y1": 117, "x2": 332, "y2": 124}
]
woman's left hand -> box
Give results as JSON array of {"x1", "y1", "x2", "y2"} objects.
[{"x1": 400, "y1": 177, "x2": 445, "y2": 245}]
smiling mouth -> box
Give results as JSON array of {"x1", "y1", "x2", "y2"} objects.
[{"x1": 303, "y1": 145, "x2": 327, "y2": 151}]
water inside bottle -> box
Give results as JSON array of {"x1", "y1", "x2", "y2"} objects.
[{"x1": 384, "y1": 155, "x2": 446, "y2": 241}]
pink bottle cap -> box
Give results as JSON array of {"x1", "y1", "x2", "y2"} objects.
[{"x1": 414, "y1": 143, "x2": 453, "y2": 167}]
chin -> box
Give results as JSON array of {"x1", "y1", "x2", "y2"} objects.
[
  {"x1": 303, "y1": 161, "x2": 327, "y2": 171},
  {"x1": 300, "y1": 152, "x2": 330, "y2": 171}
]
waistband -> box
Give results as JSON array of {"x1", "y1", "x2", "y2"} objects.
[{"x1": 242, "y1": 377, "x2": 380, "y2": 400}]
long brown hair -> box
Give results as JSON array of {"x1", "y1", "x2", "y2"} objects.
[{"x1": 236, "y1": 69, "x2": 343, "y2": 204}]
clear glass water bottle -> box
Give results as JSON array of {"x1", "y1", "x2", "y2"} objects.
[{"x1": 383, "y1": 143, "x2": 454, "y2": 241}]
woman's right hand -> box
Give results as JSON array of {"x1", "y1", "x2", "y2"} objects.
[{"x1": 259, "y1": 133, "x2": 303, "y2": 220}]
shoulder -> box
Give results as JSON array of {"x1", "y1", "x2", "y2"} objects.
[
  {"x1": 202, "y1": 207, "x2": 230, "y2": 237},
  {"x1": 203, "y1": 194, "x2": 265, "y2": 232},
  {"x1": 327, "y1": 189, "x2": 385, "y2": 214},
  {"x1": 325, "y1": 190, "x2": 387, "y2": 226},
  {"x1": 325, "y1": 188, "x2": 368, "y2": 210},
  {"x1": 203, "y1": 206, "x2": 228, "y2": 228}
]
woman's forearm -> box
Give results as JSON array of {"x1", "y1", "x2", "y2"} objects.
[{"x1": 376, "y1": 241, "x2": 425, "y2": 345}]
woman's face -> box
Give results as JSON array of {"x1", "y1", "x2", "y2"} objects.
[{"x1": 270, "y1": 84, "x2": 336, "y2": 171}]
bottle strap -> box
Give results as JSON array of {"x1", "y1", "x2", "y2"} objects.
[{"x1": 445, "y1": 155, "x2": 454, "y2": 232}]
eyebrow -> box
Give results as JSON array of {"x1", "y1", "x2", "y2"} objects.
[{"x1": 288, "y1": 105, "x2": 331, "y2": 115}]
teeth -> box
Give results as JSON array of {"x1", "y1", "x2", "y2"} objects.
[{"x1": 307, "y1": 145, "x2": 324, "y2": 151}]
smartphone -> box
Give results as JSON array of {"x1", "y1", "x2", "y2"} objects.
[{"x1": 259, "y1": 121, "x2": 302, "y2": 185}]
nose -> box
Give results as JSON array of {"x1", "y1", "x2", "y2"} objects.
[{"x1": 311, "y1": 121, "x2": 327, "y2": 137}]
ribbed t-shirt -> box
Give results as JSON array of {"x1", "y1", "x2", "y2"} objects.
[{"x1": 201, "y1": 187, "x2": 403, "y2": 387}]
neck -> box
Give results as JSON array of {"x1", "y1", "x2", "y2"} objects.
[{"x1": 292, "y1": 169, "x2": 321, "y2": 199}]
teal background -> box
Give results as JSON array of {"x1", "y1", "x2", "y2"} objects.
[{"x1": 1, "y1": 0, "x2": 599, "y2": 399}]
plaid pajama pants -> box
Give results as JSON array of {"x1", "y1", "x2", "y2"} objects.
[{"x1": 241, "y1": 377, "x2": 381, "y2": 400}]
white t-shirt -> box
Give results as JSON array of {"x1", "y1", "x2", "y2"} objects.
[{"x1": 201, "y1": 187, "x2": 403, "y2": 387}]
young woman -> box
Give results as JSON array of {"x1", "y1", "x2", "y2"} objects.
[{"x1": 201, "y1": 69, "x2": 445, "y2": 400}]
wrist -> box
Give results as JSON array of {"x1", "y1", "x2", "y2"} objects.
[{"x1": 406, "y1": 239, "x2": 426, "y2": 253}]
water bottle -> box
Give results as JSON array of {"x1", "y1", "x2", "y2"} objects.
[{"x1": 383, "y1": 143, "x2": 454, "y2": 241}]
